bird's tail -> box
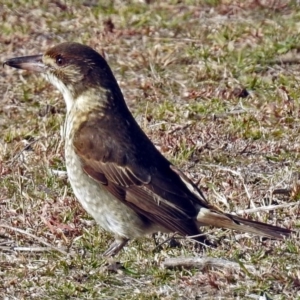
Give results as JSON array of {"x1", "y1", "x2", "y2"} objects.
[{"x1": 196, "y1": 207, "x2": 291, "y2": 239}]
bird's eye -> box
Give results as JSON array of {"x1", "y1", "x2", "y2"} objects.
[{"x1": 56, "y1": 55, "x2": 64, "y2": 66}]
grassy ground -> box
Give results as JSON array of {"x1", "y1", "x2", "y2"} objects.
[{"x1": 1, "y1": 0, "x2": 300, "y2": 299}]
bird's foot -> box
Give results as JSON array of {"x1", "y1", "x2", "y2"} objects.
[
  {"x1": 103, "y1": 237, "x2": 129, "y2": 257},
  {"x1": 104, "y1": 261, "x2": 125, "y2": 273}
]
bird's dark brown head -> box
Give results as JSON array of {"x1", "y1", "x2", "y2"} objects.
[
  {"x1": 43, "y1": 42, "x2": 117, "y2": 89},
  {"x1": 4, "y1": 42, "x2": 123, "y2": 111}
]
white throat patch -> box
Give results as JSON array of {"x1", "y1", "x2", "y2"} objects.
[{"x1": 43, "y1": 72, "x2": 74, "y2": 112}]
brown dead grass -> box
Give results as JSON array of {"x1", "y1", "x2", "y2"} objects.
[{"x1": 1, "y1": 0, "x2": 300, "y2": 299}]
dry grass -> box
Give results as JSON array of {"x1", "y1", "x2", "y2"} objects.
[{"x1": 1, "y1": 0, "x2": 300, "y2": 299}]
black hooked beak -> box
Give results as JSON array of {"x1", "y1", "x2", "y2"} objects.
[{"x1": 3, "y1": 54, "x2": 45, "y2": 73}]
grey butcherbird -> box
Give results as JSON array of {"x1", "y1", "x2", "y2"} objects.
[{"x1": 4, "y1": 42, "x2": 291, "y2": 256}]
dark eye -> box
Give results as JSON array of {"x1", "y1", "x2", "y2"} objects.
[{"x1": 56, "y1": 55, "x2": 64, "y2": 66}]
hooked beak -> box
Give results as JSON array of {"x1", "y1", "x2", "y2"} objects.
[{"x1": 3, "y1": 54, "x2": 45, "y2": 73}]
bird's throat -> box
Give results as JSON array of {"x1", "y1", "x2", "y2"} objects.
[{"x1": 43, "y1": 72, "x2": 75, "y2": 112}]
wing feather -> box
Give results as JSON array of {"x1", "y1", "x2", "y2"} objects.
[{"x1": 72, "y1": 113, "x2": 205, "y2": 237}]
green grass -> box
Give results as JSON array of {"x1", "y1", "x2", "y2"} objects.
[{"x1": 1, "y1": 0, "x2": 300, "y2": 299}]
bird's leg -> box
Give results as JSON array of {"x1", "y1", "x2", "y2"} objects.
[
  {"x1": 103, "y1": 236, "x2": 129, "y2": 257},
  {"x1": 152, "y1": 233, "x2": 159, "y2": 246},
  {"x1": 152, "y1": 232, "x2": 181, "y2": 253}
]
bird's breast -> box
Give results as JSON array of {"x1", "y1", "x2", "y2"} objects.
[{"x1": 63, "y1": 129, "x2": 158, "y2": 239}]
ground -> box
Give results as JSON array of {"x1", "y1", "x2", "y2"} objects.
[{"x1": 0, "y1": 0, "x2": 299, "y2": 299}]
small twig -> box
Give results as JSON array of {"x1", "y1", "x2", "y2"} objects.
[
  {"x1": 203, "y1": 164, "x2": 259, "y2": 216},
  {"x1": 0, "y1": 223, "x2": 68, "y2": 255},
  {"x1": 168, "y1": 123, "x2": 192, "y2": 135},
  {"x1": 163, "y1": 257, "x2": 255, "y2": 272},
  {"x1": 235, "y1": 201, "x2": 300, "y2": 215},
  {"x1": 0, "y1": 246, "x2": 55, "y2": 252},
  {"x1": 153, "y1": 232, "x2": 215, "y2": 252},
  {"x1": 247, "y1": 292, "x2": 272, "y2": 300},
  {"x1": 148, "y1": 121, "x2": 168, "y2": 128},
  {"x1": 272, "y1": 188, "x2": 291, "y2": 196},
  {"x1": 152, "y1": 232, "x2": 178, "y2": 251},
  {"x1": 150, "y1": 37, "x2": 203, "y2": 43},
  {"x1": 213, "y1": 109, "x2": 249, "y2": 119},
  {"x1": 7, "y1": 137, "x2": 44, "y2": 166},
  {"x1": 239, "y1": 142, "x2": 251, "y2": 155},
  {"x1": 49, "y1": 169, "x2": 68, "y2": 178}
]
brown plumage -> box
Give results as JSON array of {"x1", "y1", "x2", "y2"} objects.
[
  {"x1": 4, "y1": 42, "x2": 291, "y2": 256},
  {"x1": 73, "y1": 110, "x2": 290, "y2": 241}
]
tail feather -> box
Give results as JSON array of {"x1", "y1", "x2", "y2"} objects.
[{"x1": 197, "y1": 207, "x2": 291, "y2": 239}]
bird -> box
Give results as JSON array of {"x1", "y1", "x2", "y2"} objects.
[{"x1": 3, "y1": 42, "x2": 291, "y2": 257}]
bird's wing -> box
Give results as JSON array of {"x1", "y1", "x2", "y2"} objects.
[
  {"x1": 72, "y1": 113, "x2": 209, "y2": 236},
  {"x1": 72, "y1": 113, "x2": 292, "y2": 240}
]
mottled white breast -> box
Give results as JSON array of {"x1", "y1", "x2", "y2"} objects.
[{"x1": 64, "y1": 110, "x2": 158, "y2": 239}]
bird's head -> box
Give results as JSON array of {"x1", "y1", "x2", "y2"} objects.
[{"x1": 4, "y1": 42, "x2": 122, "y2": 111}]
